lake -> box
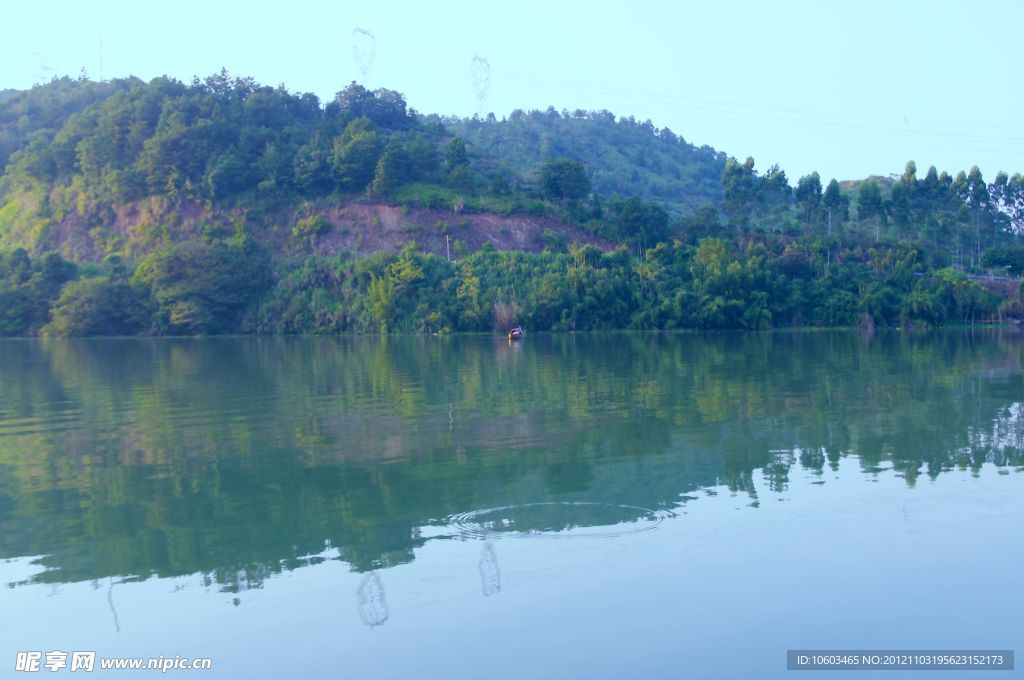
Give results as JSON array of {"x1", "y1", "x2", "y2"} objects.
[{"x1": 0, "y1": 331, "x2": 1021, "y2": 678}]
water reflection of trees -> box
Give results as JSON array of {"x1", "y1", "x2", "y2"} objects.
[{"x1": 0, "y1": 330, "x2": 1020, "y2": 592}]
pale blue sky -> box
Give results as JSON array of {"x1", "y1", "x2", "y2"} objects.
[{"x1": 3, "y1": 0, "x2": 1021, "y2": 182}]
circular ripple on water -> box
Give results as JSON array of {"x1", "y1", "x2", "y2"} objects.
[{"x1": 446, "y1": 502, "x2": 675, "y2": 540}]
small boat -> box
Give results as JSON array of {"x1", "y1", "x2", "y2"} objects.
[{"x1": 508, "y1": 326, "x2": 524, "y2": 340}]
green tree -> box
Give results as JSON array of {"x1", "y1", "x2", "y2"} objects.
[
  {"x1": 32, "y1": 252, "x2": 78, "y2": 300},
  {"x1": 609, "y1": 197, "x2": 669, "y2": 251},
  {"x1": 953, "y1": 166, "x2": 993, "y2": 268},
  {"x1": 133, "y1": 241, "x2": 271, "y2": 334},
  {"x1": 539, "y1": 158, "x2": 590, "y2": 202},
  {"x1": 0, "y1": 287, "x2": 31, "y2": 336},
  {"x1": 981, "y1": 245, "x2": 1024, "y2": 277},
  {"x1": 721, "y1": 157, "x2": 760, "y2": 228},
  {"x1": 206, "y1": 152, "x2": 252, "y2": 198},
  {"x1": 44, "y1": 277, "x2": 151, "y2": 336},
  {"x1": 857, "y1": 179, "x2": 886, "y2": 239},
  {"x1": 292, "y1": 215, "x2": 332, "y2": 246},
  {"x1": 293, "y1": 138, "x2": 333, "y2": 194},
  {"x1": 795, "y1": 172, "x2": 822, "y2": 227},
  {"x1": 331, "y1": 119, "x2": 383, "y2": 192},
  {"x1": 6, "y1": 249, "x2": 32, "y2": 285},
  {"x1": 370, "y1": 139, "x2": 411, "y2": 196},
  {"x1": 822, "y1": 178, "x2": 847, "y2": 234},
  {"x1": 680, "y1": 205, "x2": 724, "y2": 242},
  {"x1": 403, "y1": 132, "x2": 439, "y2": 181},
  {"x1": 446, "y1": 137, "x2": 469, "y2": 171},
  {"x1": 335, "y1": 83, "x2": 412, "y2": 129},
  {"x1": 761, "y1": 164, "x2": 791, "y2": 210},
  {"x1": 367, "y1": 274, "x2": 395, "y2": 333}
]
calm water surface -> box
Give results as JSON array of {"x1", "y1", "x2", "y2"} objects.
[{"x1": 0, "y1": 331, "x2": 1022, "y2": 678}]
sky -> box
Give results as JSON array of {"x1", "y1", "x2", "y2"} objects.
[{"x1": 2, "y1": 0, "x2": 1022, "y2": 182}]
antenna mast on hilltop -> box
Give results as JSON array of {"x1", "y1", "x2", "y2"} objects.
[
  {"x1": 352, "y1": 28, "x2": 376, "y2": 85},
  {"x1": 471, "y1": 55, "x2": 491, "y2": 118}
]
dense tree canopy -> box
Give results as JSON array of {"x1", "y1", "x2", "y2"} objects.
[
  {"x1": 539, "y1": 157, "x2": 591, "y2": 202},
  {"x1": 0, "y1": 73, "x2": 1021, "y2": 337}
]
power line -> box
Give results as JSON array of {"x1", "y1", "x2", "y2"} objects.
[{"x1": 499, "y1": 70, "x2": 1024, "y2": 152}]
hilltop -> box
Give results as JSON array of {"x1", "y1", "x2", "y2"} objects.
[{"x1": 449, "y1": 109, "x2": 724, "y2": 214}]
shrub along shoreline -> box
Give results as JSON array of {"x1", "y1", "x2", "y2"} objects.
[{"x1": 2, "y1": 236, "x2": 1020, "y2": 338}]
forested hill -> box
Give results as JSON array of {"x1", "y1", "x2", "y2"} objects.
[
  {"x1": 1, "y1": 72, "x2": 1024, "y2": 338},
  {"x1": 0, "y1": 73, "x2": 723, "y2": 261},
  {"x1": 449, "y1": 110, "x2": 725, "y2": 214}
]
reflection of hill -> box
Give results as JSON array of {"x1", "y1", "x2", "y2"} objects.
[{"x1": 0, "y1": 331, "x2": 1021, "y2": 589}]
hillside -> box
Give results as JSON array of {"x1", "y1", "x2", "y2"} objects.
[
  {"x1": 0, "y1": 72, "x2": 1022, "y2": 338},
  {"x1": 43, "y1": 196, "x2": 611, "y2": 262},
  {"x1": 449, "y1": 109, "x2": 725, "y2": 214},
  {"x1": 0, "y1": 73, "x2": 718, "y2": 262}
]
